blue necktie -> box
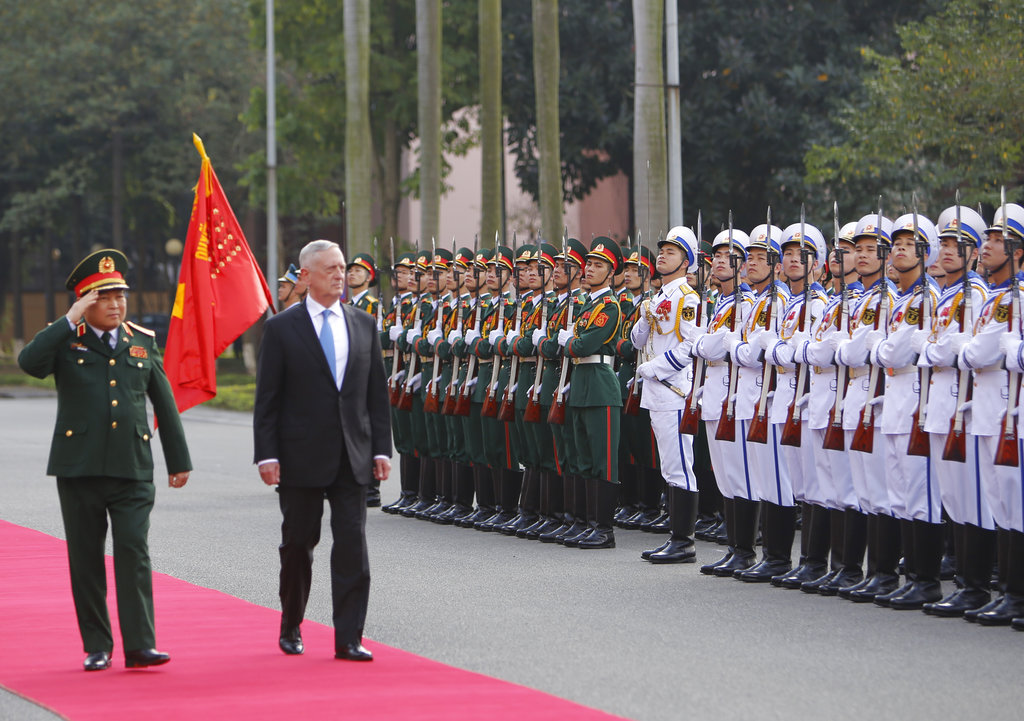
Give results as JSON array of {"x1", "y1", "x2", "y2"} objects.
[{"x1": 319, "y1": 309, "x2": 337, "y2": 385}]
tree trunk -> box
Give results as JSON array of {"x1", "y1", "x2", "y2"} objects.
[
  {"x1": 345, "y1": 0, "x2": 373, "y2": 257},
  {"x1": 417, "y1": 0, "x2": 442, "y2": 245},
  {"x1": 532, "y1": 0, "x2": 561, "y2": 242},
  {"x1": 112, "y1": 128, "x2": 124, "y2": 250},
  {"x1": 479, "y1": 0, "x2": 503, "y2": 241},
  {"x1": 632, "y1": 0, "x2": 667, "y2": 240}
]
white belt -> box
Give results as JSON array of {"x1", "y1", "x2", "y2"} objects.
[
  {"x1": 974, "y1": 363, "x2": 1002, "y2": 374},
  {"x1": 847, "y1": 366, "x2": 870, "y2": 379},
  {"x1": 884, "y1": 365, "x2": 916, "y2": 377},
  {"x1": 572, "y1": 354, "x2": 614, "y2": 365},
  {"x1": 706, "y1": 360, "x2": 725, "y2": 368}
]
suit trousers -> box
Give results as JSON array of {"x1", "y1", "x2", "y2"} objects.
[
  {"x1": 278, "y1": 466, "x2": 369, "y2": 649},
  {"x1": 56, "y1": 476, "x2": 156, "y2": 654}
]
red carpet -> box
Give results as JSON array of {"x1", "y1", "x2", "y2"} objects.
[{"x1": 0, "y1": 521, "x2": 628, "y2": 721}]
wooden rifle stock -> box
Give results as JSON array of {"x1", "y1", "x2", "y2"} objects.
[
  {"x1": 779, "y1": 368, "x2": 805, "y2": 447},
  {"x1": 995, "y1": 372, "x2": 1021, "y2": 466},
  {"x1": 678, "y1": 358, "x2": 703, "y2": 435},
  {"x1": 822, "y1": 367, "x2": 846, "y2": 451},
  {"x1": 849, "y1": 368, "x2": 883, "y2": 453},
  {"x1": 624, "y1": 383, "x2": 643, "y2": 416}
]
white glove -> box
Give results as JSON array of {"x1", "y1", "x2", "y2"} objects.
[
  {"x1": 427, "y1": 328, "x2": 443, "y2": 345},
  {"x1": 531, "y1": 329, "x2": 547, "y2": 347},
  {"x1": 557, "y1": 328, "x2": 573, "y2": 347},
  {"x1": 406, "y1": 328, "x2": 421, "y2": 344},
  {"x1": 637, "y1": 361, "x2": 658, "y2": 381},
  {"x1": 909, "y1": 328, "x2": 930, "y2": 355},
  {"x1": 488, "y1": 329, "x2": 504, "y2": 345},
  {"x1": 864, "y1": 329, "x2": 884, "y2": 351},
  {"x1": 464, "y1": 329, "x2": 481, "y2": 345},
  {"x1": 389, "y1": 325, "x2": 402, "y2": 342},
  {"x1": 758, "y1": 330, "x2": 779, "y2": 351},
  {"x1": 506, "y1": 329, "x2": 520, "y2": 345},
  {"x1": 724, "y1": 330, "x2": 742, "y2": 356},
  {"x1": 447, "y1": 330, "x2": 461, "y2": 344}
]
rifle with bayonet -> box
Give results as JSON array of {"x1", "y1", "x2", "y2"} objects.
[
  {"x1": 907, "y1": 197, "x2": 932, "y2": 456},
  {"x1": 498, "y1": 234, "x2": 525, "y2": 421},
  {"x1": 453, "y1": 234, "x2": 482, "y2": 417},
  {"x1": 994, "y1": 185, "x2": 1021, "y2": 467},
  {"x1": 388, "y1": 237, "x2": 404, "y2": 406},
  {"x1": 850, "y1": 197, "x2": 889, "y2": 454},
  {"x1": 781, "y1": 206, "x2": 811, "y2": 447},
  {"x1": 748, "y1": 207, "x2": 776, "y2": 444},
  {"x1": 822, "y1": 202, "x2": 849, "y2": 451},
  {"x1": 525, "y1": 230, "x2": 559, "y2": 423},
  {"x1": 396, "y1": 238, "x2": 423, "y2": 411},
  {"x1": 715, "y1": 211, "x2": 742, "y2": 442},
  {"x1": 481, "y1": 232, "x2": 509, "y2": 418},
  {"x1": 679, "y1": 212, "x2": 706, "y2": 435},
  {"x1": 548, "y1": 233, "x2": 576, "y2": 426},
  {"x1": 424, "y1": 237, "x2": 443, "y2": 414},
  {"x1": 624, "y1": 229, "x2": 646, "y2": 417},
  {"x1": 943, "y1": 195, "x2": 973, "y2": 462}
]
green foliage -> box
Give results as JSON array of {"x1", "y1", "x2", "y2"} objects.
[
  {"x1": 805, "y1": 0, "x2": 1024, "y2": 213},
  {"x1": 241, "y1": 0, "x2": 479, "y2": 220}
]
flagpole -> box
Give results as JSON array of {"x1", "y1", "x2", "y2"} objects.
[{"x1": 266, "y1": 0, "x2": 279, "y2": 304}]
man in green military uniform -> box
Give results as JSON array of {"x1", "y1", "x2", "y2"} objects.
[
  {"x1": 18, "y1": 249, "x2": 192, "y2": 672},
  {"x1": 558, "y1": 237, "x2": 624, "y2": 549}
]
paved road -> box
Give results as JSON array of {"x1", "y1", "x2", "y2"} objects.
[{"x1": 2, "y1": 393, "x2": 1022, "y2": 721}]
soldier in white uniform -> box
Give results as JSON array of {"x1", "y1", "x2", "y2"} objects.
[
  {"x1": 959, "y1": 203, "x2": 1024, "y2": 625},
  {"x1": 834, "y1": 214, "x2": 903, "y2": 603},
  {"x1": 758, "y1": 223, "x2": 829, "y2": 585},
  {"x1": 632, "y1": 226, "x2": 703, "y2": 563},
  {"x1": 693, "y1": 229, "x2": 760, "y2": 577},
  {"x1": 869, "y1": 213, "x2": 943, "y2": 610},
  {"x1": 915, "y1": 206, "x2": 994, "y2": 617}
]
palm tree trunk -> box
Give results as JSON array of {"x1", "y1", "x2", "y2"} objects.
[{"x1": 533, "y1": 0, "x2": 561, "y2": 242}]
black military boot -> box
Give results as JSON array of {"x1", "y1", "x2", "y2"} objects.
[
  {"x1": 976, "y1": 529, "x2": 1024, "y2": 626},
  {"x1": 788, "y1": 504, "x2": 835, "y2": 591},
  {"x1": 926, "y1": 523, "x2": 994, "y2": 617},
  {"x1": 701, "y1": 496, "x2": 736, "y2": 574},
  {"x1": 457, "y1": 464, "x2": 496, "y2": 527},
  {"x1": 578, "y1": 479, "x2": 618, "y2": 549},
  {"x1": 540, "y1": 473, "x2": 576, "y2": 543},
  {"x1": 435, "y1": 462, "x2": 474, "y2": 524},
  {"x1": 850, "y1": 514, "x2": 902, "y2": 603},
  {"x1": 416, "y1": 459, "x2": 451, "y2": 519},
  {"x1": 876, "y1": 519, "x2": 917, "y2": 607},
  {"x1": 739, "y1": 502, "x2": 795, "y2": 582},
  {"x1": 402, "y1": 457, "x2": 437, "y2": 517},
  {"x1": 817, "y1": 508, "x2": 868, "y2": 596},
  {"x1": 564, "y1": 477, "x2": 597, "y2": 547},
  {"x1": 477, "y1": 467, "x2": 517, "y2": 531},
  {"x1": 775, "y1": 503, "x2": 817, "y2": 588},
  {"x1": 501, "y1": 468, "x2": 540, "y2": 535},
  {"x1": 966, "y1": 527, "x2": 1010, "y2": 622},
  {"x1": 645, "y1": 487, "x2": 699, "y2": 563},
  {"x1": 525, "y1": 471, "x2": 563, "y2": 539},
  {"x1": 614, "y1": 457, "x2": 641, "y2": 526},
  {"x1": 518, "y1": 469, "x2": 550, "y2": 538},
  {"x1": 712, "y1": 498, "x2": 758, "y2": 577},
  {"x1": 890, "y1": 520, "x2": 945, "y2": 610},
  {"x1": 838, "y1": 509, "x2": 874, "y2": 599},
  {"x1": 382, "y1": 454, "x2": 419, "y2": 513},
  {"x1": 623, "y1": 467, "x2": 663, "y2": 529}
]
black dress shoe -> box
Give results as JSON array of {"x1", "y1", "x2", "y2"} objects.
[
  {"x1": 737, "y1": 557, "x2": 791, "y2": 582},
  {"x1": 641, "y1": 539, "x2": 673, "y2": 560},
  {"x1": 83, "y1": 651, "x2": 111, "y2": 671},
  {"x1": 775, "y1": 561, "x2": 828, "y2": 589},
  {"x1": 335, "y1": 642, "x2": 373, "y2": 661},
  {"x1": 279, "y1": 629, "x2": 304, "y2": 655},
  {"x1": 563, "y1": 526, "x2": 595, "y2": 547},
  {"x1": 975, "y1": 594, "x2": 1024, "y2": 626},
  {"x1": 837, "y1": 575, "x2": 872, "y2": 599},
  {"x1": 964, "y1": 595, "x2": 1003, "y2": 623},
  {"x1": 1011, "y1": 616, "x2": 1024, "y2": 631},
  {"x1": 701, "y1": 550, "x2": 734, "y2": 575},
  {"x1": 817, "y1": 568, "x2": 865, "y2": 597},
  {"x1": 577, "y1": 527, "x2": 616, "y2": 549},
  {"x1": 125, "y1": 648, "x2": 171, "y2": 668},
  {"x1": 924, "y1": 588, "x2": 991, "y2": 618},
  {"x1": 875, "y1": 581, "x2": 915, "y2": 608},
  {"x1": 847, "y1": 573, "x2": 900, "y2": 603},
  {"x1": 889, "y1": 580, "x2": 943, "y2": 610},
  {"x1": 648, "y1": 538, "x2": 696, "y2": 564},
  {"x1": 712, "y1": 551, "x2": 755, "y2": 577},
  {"x1": 800, "y1": 569, "x2": 840, "y2": 594}
]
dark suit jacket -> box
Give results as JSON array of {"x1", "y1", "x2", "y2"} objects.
[
  {"x1": 253, "y1": 299, "x2": 392, "y2": 487},
  {"x1": 18, "y1": 319, "x2": 191, "y2": 480}
]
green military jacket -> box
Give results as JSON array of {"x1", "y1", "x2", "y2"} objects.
[
  {"x1": 349, "y1": 289, "x2": 380, "y2": 318},
  {"x1": 564, "y1": 288, "x2": 622, "y2": 408},
  {"x1": 18, "y1": 319, "x2": 192, "y2": 480}
]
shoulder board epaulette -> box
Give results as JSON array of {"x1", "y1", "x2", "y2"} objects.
[{"x1": 126, "y1": 321, "x2": 155, "y2": 337}]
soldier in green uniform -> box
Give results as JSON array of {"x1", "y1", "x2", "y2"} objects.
[
  {"x1": 559, "y1": 237, "x2": 624, "y2": 549},
  {"x1": 537, "y1": 239, "x2": 589, "y2": 543},
  {"x1": 381, "y1": 252, "x2": 418, "y2": 513},
  {"x1": 277, "y1": 263, "x2": 307, "y2": 309},
  {"x1": 18, "y1": 249, "x2": 192, "y2": 671},
  {"x1": 346, "y1": 252, "x2": 382, "y2": 506},
  {"x1": 615, "y1": 246, "x2": 662, "y2": 529}
]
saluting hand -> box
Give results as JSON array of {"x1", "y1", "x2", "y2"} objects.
[{"x1": 66, "y1": 289, "x2": 100, "y2": 325}]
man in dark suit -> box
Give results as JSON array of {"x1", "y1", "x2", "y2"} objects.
[
  {"x1": 18, "y1": 249, "x2": 192, "y2": 672},
  {"x1": 254, "y1": 239, "x2": 392, "y2": 662}
]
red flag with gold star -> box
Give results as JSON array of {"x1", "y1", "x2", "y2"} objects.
[{"x1": 164, "y1": 134, "x2": 274, "y2": 414}]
